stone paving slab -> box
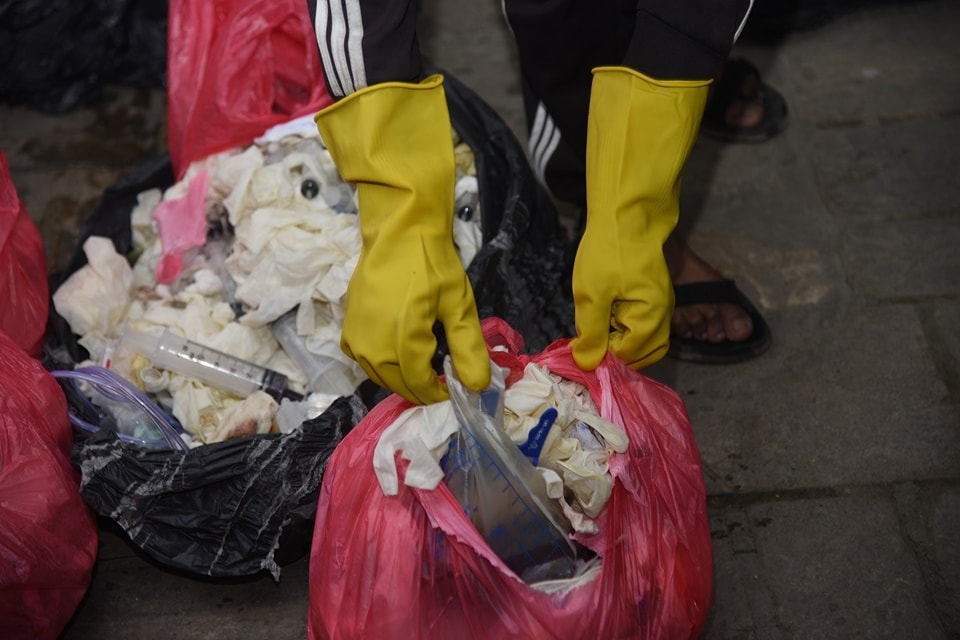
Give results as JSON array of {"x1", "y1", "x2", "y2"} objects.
[
  {"x1": 11, "y1": 167, "x2": 140, "y2": 274},
  {"x1": 650, "y1": 301, "x2": 960, "y2": 495},
  {"x1": 0, "y1": 88, "x2": 165, "y2": 171},
  {"x1": 62, "y1": 527, "x2": 309, "y2": 640},
  {"x1": 706, "y1": 491, "x2": 950, "y2": 640},
  {"x1": 812, "y1": 119, "x2": 960, "y2": 222},
  {"x1": 682, "y1": 132, "x2": 839, "y2": 253},
  {"x1": 844, "y1": 214, "x2": 960, "y2": 300},
  {"x1": 753, "y1": 3, "x2": 960, "y2": 125},
  {"x1": 925, "y1": 300, "x2": 960, "y2": 394},
  {"x1": 893, "y1": 483, "x2": 960, "y2": 636}
]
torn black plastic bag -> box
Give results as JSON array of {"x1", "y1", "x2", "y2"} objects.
[
  {"x1": 439, "y1": 68, "x2": 575, "y2": 356},
  {"x1": 51, "y1": 66, "x2": 574, "y2": 580},
  {"x1": 71, "y1": 396, "x2": 365, "y2": 580}
]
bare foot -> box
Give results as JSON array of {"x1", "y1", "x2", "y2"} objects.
[{"x1": 663, "y1": 233, "x2": 754, "y2": 344}]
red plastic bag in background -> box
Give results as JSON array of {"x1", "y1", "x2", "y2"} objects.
[
  {"x1": 0, "y1": 151, "x2": 48, "y2": 357},
  {"x1": 308, "y1": 318, "x2": 714, "y2": 640},
  {"x1": 0, "y1": 329, "x2": 99, "y2": 640},
  {"x1": 166, "y1": 0, "x2": 334, "y2": 178}
]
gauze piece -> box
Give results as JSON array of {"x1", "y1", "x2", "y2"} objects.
[{"x1": 207, "y1": 390, "x2": 279, "y2": 442}]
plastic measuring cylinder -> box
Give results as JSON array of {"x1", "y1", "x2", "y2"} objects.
[
  {"x1": 121, "y1": 327, "x2": 290, "y2": 401},
  {"x1": 271, "y1": 311, "x2": 356, "y2": 397}
]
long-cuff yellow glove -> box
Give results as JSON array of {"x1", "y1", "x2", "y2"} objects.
[
  {"x1": 314, "y1": 75, "x2": 490, "y2": 404},
  {"x1": 572, "y1": 67, "x2": 710, "y2": 371}
]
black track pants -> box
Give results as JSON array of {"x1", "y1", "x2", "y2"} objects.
[
  {"x1": 306, "y1": 0, "x2": 753, "y2": 203},
  {"x1": 504, "y1": 0, "x2": 754, "y2": 204}
]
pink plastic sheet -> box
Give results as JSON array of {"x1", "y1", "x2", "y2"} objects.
[
  {"x1": 0, "y1": 329, "x2": 98, "y2": 639},
  {"x1": 166, "y1": 0, "x2": 334, "y2": 178},
  {"x1": 0, "y1": 151, "x2": 48, "y2": 356}
]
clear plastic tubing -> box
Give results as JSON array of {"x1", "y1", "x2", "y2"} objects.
[{"x1": 121, "y1": 327, "x2": 289, "y2": 401}]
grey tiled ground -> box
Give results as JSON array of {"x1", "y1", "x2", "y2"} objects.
[{"x1": 2, "y1": 1, "x2": 958, "y2": 639}]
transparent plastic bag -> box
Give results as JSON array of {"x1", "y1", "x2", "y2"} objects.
[{"x1": 441, "y1": 357, "x2": 576, "y2": 582}]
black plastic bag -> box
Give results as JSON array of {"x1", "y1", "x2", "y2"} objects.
[
  {"x1": 0, "y1": 0, "x2": 167, "y2": 113},
  {"x1": 70, "y1": 396, "x2": 366, "y2": 580},
  {"x1": 49, "y1": 67, "x2": 574, "y2": 580},
  {"x1": 440, "y1": 68, "x2": 575, "y2": 355}
]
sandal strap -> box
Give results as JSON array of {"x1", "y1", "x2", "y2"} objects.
[{"x1": 674, "y1": 279, "x2": 741, "y2": 306}]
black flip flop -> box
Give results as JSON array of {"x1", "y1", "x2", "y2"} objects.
[
  {"x1": 668, "y1": 279, "x2": 772, "y2": 364},
  {"x1": 701, "y1": 58, "x2": 789, "y2": 144}
]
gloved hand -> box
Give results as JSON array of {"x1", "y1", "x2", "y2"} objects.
[
  {"x1": 314, "y1": 75, "x2": 491, "y2": 404},
  {"x1": 571, "y1": 67, "x2": 711, "y2": 371}
]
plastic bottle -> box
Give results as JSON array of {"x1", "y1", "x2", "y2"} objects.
[{"x1": 271, "y1": 310, "x2": 356, "y2": 397}]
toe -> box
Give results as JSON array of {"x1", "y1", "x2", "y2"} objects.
[
  {"x1": 722, "y1": 304, "x2": 754, "y2": 342},
  {"x1": 707, "y1": 315, "x2": 727, "y2": 343},
  {"x1": 671, "y1": 307, "x2": 695, "y2": 339}
]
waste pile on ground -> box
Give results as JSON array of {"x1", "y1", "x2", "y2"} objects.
[
  {"x1": 51, "y1": 118, "x2": 481, "y2": 446},
  {"x1": 45, "y1": 69, "x2": 576, "y2": 579}
]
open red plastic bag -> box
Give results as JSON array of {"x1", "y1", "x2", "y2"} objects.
[
  {"x1": 0, "y1": 151, "x2": 48, "y2": 357},
  {"x1": 166, "y1": 0, "x2": 334, "y2": 178},
  {"x1": 308, "y1": 318, "x2": 713, "y2": 640},
  {"x1": 0, "y1": 328, "x2": 98, "y2": 640}
]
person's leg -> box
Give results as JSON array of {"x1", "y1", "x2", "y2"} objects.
[
  {"x1": 664, "y1": 233, "x2": 754, "y2": 343},
  {"x1": 306, "y1": 0, "x2": 422, "y2": 98},
  {"x1": 623, "y1": 1, "x2": 761, "y2": 349},
  {"x1": 503, "y1": 0, "x2": 761, "y2": 352},
  {"x1": 502, "y1": 0, "x2": 632, "y2": 205},
  {"x1": 700, "y1": 57, "x2": 790, "y2": 143}
]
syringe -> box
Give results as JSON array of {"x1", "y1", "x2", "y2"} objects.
[{"x1": 120, "y1": 326, "x2": 294, "y2": 401}]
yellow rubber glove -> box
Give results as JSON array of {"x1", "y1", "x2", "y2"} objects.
[
  {"x1": 571, "y1": 67, "x2": 711, "y2": 371},
  {"x1": 314, "y1": 75, "x2": 491, "y2": 404}
]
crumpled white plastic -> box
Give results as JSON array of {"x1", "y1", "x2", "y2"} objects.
[
  {"x1": 53, "y1": 120, "x2": 483, "y2": 446},
  {"x1": 52, "y1": 236, "x2": 134, "y2": 340},
  {"x1": 371, "y1": 361, "x2": 628, "y2": 532},
  {"x1": 501, "y1": 362, "x2": 628, "y2": 532},
  {"x1": 373, "y1": 402, "x2": 459, "y2": 496}
]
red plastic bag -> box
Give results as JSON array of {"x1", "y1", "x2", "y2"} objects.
[
  {"x1": 0, "y1": 330, "x2": 98, "y2": 640},
  {"x1": 308, "y1": 318, "x2": 713, "y2": 640},
  {"x1": 166, "y1": 0, "x2": 334, "y2": 178},
  {"x1": 0, "y1": 151, "x2": 48, "y2": 357}
]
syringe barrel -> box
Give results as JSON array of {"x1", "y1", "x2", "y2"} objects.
[{"x1": 122, "y1": 327, "x2": 288, "y2": 400}]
